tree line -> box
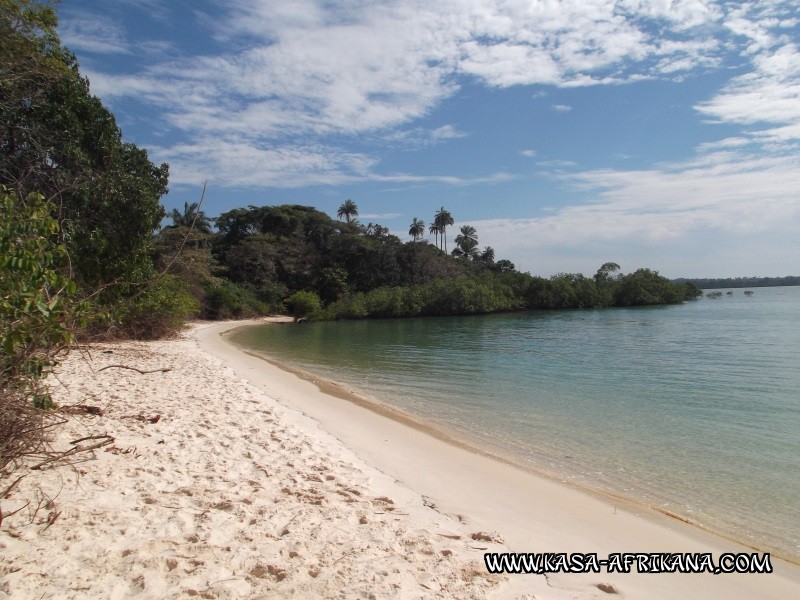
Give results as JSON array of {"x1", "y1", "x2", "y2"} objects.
[
  {"x1": 674, "y1": 276, "x2": 800, "y2": 289},
  {"x1": 154, "y1": 201, "x2": 701, "y2": 321}
]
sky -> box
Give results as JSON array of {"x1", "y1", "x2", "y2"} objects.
[{"x1": 57, "y1": 0, "x2": 800, "y2": 278}]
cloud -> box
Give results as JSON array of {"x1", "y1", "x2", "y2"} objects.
[
  {"x1": 68, "y1": 1, "x2": 800, "y2": 192},
  {"x1": 381, "y1": 124, "x2": 468, "y2": 149},
  {"x1": 472, "y1": 151, "x2": 800, "y2": 276},
  {"x1": 552, "y1": 104, "x2": 573, "y2": 112},
  {"x1": 60, "y1": 15, "x2": 131, "y2": 55},
  {"x1": 695, "y1": 43, "x2": 800, "y2": 143},
  {"x1": 80, "y1": 0, "x2": 747, "y2": 140},
  {"x1": 151, "y1": 135, "x2": 514, "y2": 189}
]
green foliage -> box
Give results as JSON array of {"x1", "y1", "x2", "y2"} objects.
[
  {"x1": 169, "y1": 202, "x2": 213, "y2": 234},
  {"x1": 1, "y1": 188, "x2": 77, "y2": 485},
  {"x1": 203, "y1": 279, "x2": 269, "y2": 320},
  {"x1": 613, "y1": 268, "x2": 685, "y2": 306},
  {"x1": 433, "y1": 207, "x2": 454, "y2": 252},
  {"x1": 526, "y1": 267, "x2": 690, "y2": 310},
  {"x1": 408, "y1": 217, "x2": 425, "y2": 241},
  {"x1": 206, "y1": 202, "x2": 698, "y2": 322},
  {"x1": 323, "y1": 273, "x2": 520, "y2": 320},
  {"x1": 1, "y1": 0, "x2": 168, "y2": 302},
  {"x1": 453, "y1": 225, "x2": 479, "y2": 260},
  {"x1": 1, "y1": 188, "x2": 78, "y2": 389},
  {"x1": 337, "y1": 199, "x2": 358, "y2": 223},
  {"x1": 110, "y1": 275, "x2": 198, "y2": 340},
  {"x1": 285, "y1": 291, "x2": 321, "y2": 321}
]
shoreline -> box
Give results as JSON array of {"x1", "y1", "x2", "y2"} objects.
[
  {"x1": 199, "y1": 318, "x2": 800, "y2": 598},
  {"x1": 223, "y1": 321, "x2": 796, "y2": 566}
]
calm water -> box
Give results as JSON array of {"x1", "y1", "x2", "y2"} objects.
[{"x1": 230, "y1": 287, "x2": 800, "y2": 561}]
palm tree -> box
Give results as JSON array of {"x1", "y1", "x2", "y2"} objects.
[
  {"x1": 434, "y1": 207, "x2": 454, "y2": 252},
  {"x1": 428, "y1": 223, "x2": 441, "y2": 249},
  {"x1": 454, "y1": 225, "x2": 477, "y2": 249},
  {"x1": 409, "y1": 217, "x2": 425, "y2": 241},
  {"x1": 169, "y1": 201, "x2": 213, "y2": 233},
  {"x1": 453, "y1": 225, "x2": 479, "y2": 260},
  {"x1": 337, "y1": 199, "x2": 358, "y2": 223},
  {"x1": 452, "y1": 239, "x2": 479, "y2": 260}
]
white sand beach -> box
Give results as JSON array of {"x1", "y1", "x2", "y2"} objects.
[{"x1": 2, "y1": 318, "x2": 799, "y2": 599}]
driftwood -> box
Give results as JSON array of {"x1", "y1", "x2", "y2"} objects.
[
  {"x1": 98, "y1": 364, "x2": 172, "y2": 375},
  {"x1": 30, "y1": 434, "x2": 114, "y2": 471}
]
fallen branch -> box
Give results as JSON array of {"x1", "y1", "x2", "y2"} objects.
[
  {"x1": 30, "y1": 434, "x2": 114, "y2": 470},
  {"x1": 98, "y1": 364, "x2": 172, "y2": 375}
]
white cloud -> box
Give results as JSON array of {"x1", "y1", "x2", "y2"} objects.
[
  {"x1": 695, "y1": 42, "x2": 800, "y2": 144},
  {"x1": 382, "y1": 124, "x2": 468, "y2": 149},
  {"x1": 552, "y1": 104, "x2": 573, "y2": 112},
  {"x1": 60, "y1": 15, "x2": 131, "y2": 55},
  {"x1": 473, "y1": 152, "x2": 800, "y2": 276},
  {"x1": 81, "y1": 0, "x2": 743, "y2": 140},
  {"x1": 69, "y1": 1, "x2": 800, "y2": 193},
  {"x1": 151, "y1": 136, "x2": 514, "y2": 189}
]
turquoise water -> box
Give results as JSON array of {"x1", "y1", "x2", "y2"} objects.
[{"x1": 229, "y1": 287, "x2": 800, "y2": 561}]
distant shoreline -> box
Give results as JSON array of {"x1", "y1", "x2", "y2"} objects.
[{"x1": 674, "y1": 278, "x2": 800, "y2": 289}]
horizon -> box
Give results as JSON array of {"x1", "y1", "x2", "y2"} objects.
[{"x1": 59, "y1": 1, "x2": 800, "y2": 278}]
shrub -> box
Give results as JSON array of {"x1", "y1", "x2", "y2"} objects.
[
  {"x1": 203, "y1": 279, "x2": 269, "y2": 319},
  {"x1": 111, "y1": 275, "x2": 199, "y2": 339},
  {"x1": 1, "y1": 189, "x2": 79, "y2": 498},
  {"x1": 284, "y1": 291, "x2": 321, "y2": 321}
]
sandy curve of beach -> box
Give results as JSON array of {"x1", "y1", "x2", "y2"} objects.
[{"x1": 2, "y1": 319, "x2": 799, "y2": 599}]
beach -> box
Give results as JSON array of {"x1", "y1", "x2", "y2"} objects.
[{"x1": 2, "y1": 319, "x2": 799, "y2": 599}]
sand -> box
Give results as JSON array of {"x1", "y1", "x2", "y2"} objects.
[{"x1": 2, "y1": 318, "x2": 799, "y2": 599}]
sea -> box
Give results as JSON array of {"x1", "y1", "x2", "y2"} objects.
[{"x1": 228, "y1": 286, "x2": 800, "y2": 562}]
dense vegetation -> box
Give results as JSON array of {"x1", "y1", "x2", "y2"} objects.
[
  {"x1": 152, "y1": 204, "x2": 701, "y2": 321},
  {"x1": 1, "y1": 0, "x2": 195, "y2": 503},
  {"x1": 674, "y1": 276, "x2": 800, "y2": 289}
]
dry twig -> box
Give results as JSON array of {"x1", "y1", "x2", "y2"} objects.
[{"x1": 98, "y1": 364, "x2": 172, "y2": 374}]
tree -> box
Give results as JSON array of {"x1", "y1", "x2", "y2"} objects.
[
  {"x1": 493, "y1": 259, "x2": 516, "y2": 273},
  {"x1": 409, "y1": 217, "x2": 425, "y2": 241},
  {"x1": 337, "y1": 199, "x2": 358, "y2": 223},
  {"x1": 428, "y1": 223, "x2": 441, "y2": 249},
  {"x1": 0, "y1": 0, "x2": 169, "y2": 298},
  {"x1": 454, "y1": 225, "x2": 477, "y2": 250},
  {"x1": 452, "y1": 225, "x2": 479, "y2": 260},
  {"x1": 434, "y1": 207, "x2": 454, "y2": 253},
  {"x1": 285, "y1": 290, "x2": 321, "y2": 321},
  {"x1": 169, "y1": 201, "x2": 213, "y2": 234},
  {"x1": 1, "y1": 187, "x2": 82, "y2": 514},
  {"x1": 594, "y1": 261, "x2": 621, "y2": 284},
  {"x1": 475, "y1": 246, "x2": 495, "y2": 268}
]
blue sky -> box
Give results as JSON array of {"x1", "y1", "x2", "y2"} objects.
[{"x1": 58, "y1": 0, "x2": 800, "y2": 277}]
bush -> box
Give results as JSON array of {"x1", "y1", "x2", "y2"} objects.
[
  {"x1": 203, "y1": 279, "x2": 269, "y2": 320},
  {"x1": 284, "y1": 291, "x2": 321, "y2": 321},
  {"x1": 111, "y1": 275, "x2": 199, "y2": 339},
  {"x1": 1, "y1": 189, "x2": 79, "y2": 496}
]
